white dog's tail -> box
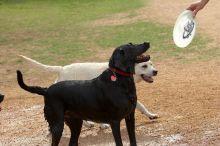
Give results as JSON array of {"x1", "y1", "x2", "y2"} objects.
[{"x1": 19, "y1": 55, "x2": 63, "y2": 73}]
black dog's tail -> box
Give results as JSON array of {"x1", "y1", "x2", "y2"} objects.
[{"x1": 17, "y1": 70, "x2": 47, "y2": 96}]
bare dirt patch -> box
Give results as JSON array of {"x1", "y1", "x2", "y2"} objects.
[{"x1": 1, "y1": 59, "x2": 220, "y2": 145}]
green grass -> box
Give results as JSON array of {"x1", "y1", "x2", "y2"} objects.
[
  {"x1": 0, "y1": 0, "x2": 145, "y2": 64},
  {"x1": 0, "y1": 0, "x2": 218, "y2": 65},
  {"x1": 87, "y1": 21, "x2": 213, "y2": 62}
]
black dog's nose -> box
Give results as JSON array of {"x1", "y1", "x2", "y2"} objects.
[
  {"x1": 143, "y1": 42, "x2": 150, "y2": 48},
  {"x1": 153, "y1": 70, "x2": 158, "y2": 76}
]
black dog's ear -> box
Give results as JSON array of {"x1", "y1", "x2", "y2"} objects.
[{"x1": 129, "y1": 42, "x2": 133, "y2": 45}]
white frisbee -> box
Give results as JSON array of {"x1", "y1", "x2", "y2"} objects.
[{"x1": 173, "y1": 10, "x2": 196, "y2": 48}]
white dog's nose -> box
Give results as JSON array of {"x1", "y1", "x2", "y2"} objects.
[{"x1": 153, "y1": 70, "x2": 158, "y2": 76}]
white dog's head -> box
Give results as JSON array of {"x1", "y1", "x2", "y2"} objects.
[{"x1": 134, "y1": 60, "x2": 157, "y2": 83}]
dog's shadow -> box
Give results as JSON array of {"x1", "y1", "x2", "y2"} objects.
[
  {"x1": 60, "y1": 121, "x2": 160, "y2": 146},
  {"x1": 60, "y1": 130, "x2": 115, "y2": 146}
]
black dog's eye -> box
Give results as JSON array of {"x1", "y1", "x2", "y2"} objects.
[
  {"x1": 119, "y1": 48, "x2": 125, "y2": 56},
  {"x1": 142, "y1": 65, "x2": 148, "y2": 68}
]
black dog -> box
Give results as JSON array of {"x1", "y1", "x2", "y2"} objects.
[
  {"x1": 17, "y1": 42, "x2": 150, "y2": 146},
  {"x1": 0, "y1": 93, "x2": 4, "y2": 111}
]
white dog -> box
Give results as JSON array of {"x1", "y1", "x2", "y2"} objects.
[{"x1": 20, "y1": 55, "x2": 159, "y2": 129}]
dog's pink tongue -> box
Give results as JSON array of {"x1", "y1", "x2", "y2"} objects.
[{"x1": 143, "y1": 75, "x2": 153, "y2": 83}]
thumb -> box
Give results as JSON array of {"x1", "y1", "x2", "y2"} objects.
[
  {"x1": 193, "y1": 7, "x2": 201, "y2": 17},
  {"x1": 192, "y1": 11, "x2": 197, "y2": 17}
]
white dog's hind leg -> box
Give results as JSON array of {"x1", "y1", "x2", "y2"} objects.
[
  {"x1": 99, "y1": 123, "x2": 110, "y2": 129},
  {"x1": 84, "y1": 121, "x2": 110, "y2": 129},
  {"x1": 136, "y1": 101, "x2": 159, "y2": 119},
  {"x1": 83, "y1": 121, "x2": 95, "y2": 128}
]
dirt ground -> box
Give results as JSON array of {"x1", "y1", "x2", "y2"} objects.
[{"x1": 1, "y1": 0, "x2": 220, "y2": 145}]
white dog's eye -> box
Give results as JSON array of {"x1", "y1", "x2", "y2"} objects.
[{"x1": 142, "y1": 65, "x2": 148, "y2": 68}]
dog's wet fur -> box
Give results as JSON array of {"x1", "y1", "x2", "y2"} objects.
[{"x1": 17, "y1": 42, "x2": 150, "y2": 146}]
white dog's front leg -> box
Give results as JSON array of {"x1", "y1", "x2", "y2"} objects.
[{"x1": 136, "y1": 101, "x2": 159, "y2": 119}]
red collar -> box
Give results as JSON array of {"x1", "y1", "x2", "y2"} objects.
[{"x1": 109, "y1": 67, "x2": 133, "y2": 77}]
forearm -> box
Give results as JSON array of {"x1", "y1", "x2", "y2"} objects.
[{"x1": 201, "y1": 0, "x2": 209, "y2": 8}]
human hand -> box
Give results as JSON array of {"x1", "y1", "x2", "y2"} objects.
[{"x1": 186, "y1": 0, "x2": 209, "y2": 17}]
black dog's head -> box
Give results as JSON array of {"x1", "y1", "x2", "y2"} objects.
[
  {"x1": 109, "y1": 42, "x2": 150, "y2": 73},
  {"x1": 0, "y1": 94, "x2": 4, "y2": 103}
]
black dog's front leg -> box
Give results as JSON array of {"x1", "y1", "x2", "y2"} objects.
[
  {"x1": 125, "y1": 111, "x2": 137, "y2": 146},
  {"x1": 110, "y1": 121, "x2": 123, "y2": 146}
]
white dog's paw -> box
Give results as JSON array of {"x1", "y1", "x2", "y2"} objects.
[
  {"x1": 149, "y1": 114, "x2": 159, "y2": 120},
  {"x1": 84, "y1": 121, "x2": 95, "y2": 128},
  {"x1": 99, "y1": 124, "x2": 110, "y2": 129}
]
